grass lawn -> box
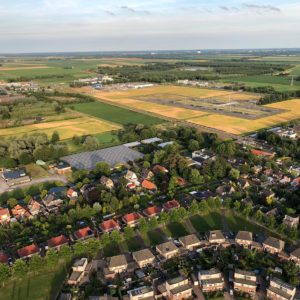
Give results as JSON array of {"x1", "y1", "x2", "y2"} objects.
[
  {"x1": 0, "y1": 263, "x2": 68, "y2": 300},
  {"x1": 24, "y1": 164, "x2": 49, "y2": 179},
  {"x1": 165, "y1": 222, "x2": 188, "y2": 238},
  {"x1": 189, "y1": 212, "x2": 223, "y2": 232},
  {"x1": 145, "y1": 228, "x2": 167, "y2": 246},
  {"x1": 71, "y1": 101, "x2": 164, "y2": 126}
]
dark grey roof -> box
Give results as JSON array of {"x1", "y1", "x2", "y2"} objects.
[
  {"x1": 3, "y1": 168, "x2": 26, "y2": 180},
  {"x1": 61, "y1": 145, "x2": 144, "y2": 170}
]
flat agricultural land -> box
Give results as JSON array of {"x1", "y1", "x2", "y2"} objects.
[
  {"x1": 0, "y1": 116, "x2": 121, "y2": 140},
  {"x1": 79, "y1": 85, "x2": 300, "y2": 134},
  {"x1": 70, "y1": 101, "x2": 164, "y2": 126}
]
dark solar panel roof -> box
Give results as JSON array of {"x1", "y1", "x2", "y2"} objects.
[{"x1": 60, "y1": 145, "x2": 144, "y2": 170}]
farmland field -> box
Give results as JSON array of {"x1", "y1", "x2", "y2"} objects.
[
  {"x1": 79, "y1": 85, "x2": 300, "y2": 134},
  {"x1": 0, "y1": 116, "x2": 121, "y2": 140},
  {"x1": 70, "y1": 101, "x2": 164, "y2": 126}
]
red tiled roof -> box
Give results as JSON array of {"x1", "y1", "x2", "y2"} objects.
[
  {"x1": 0, "y1": 251, "x2": 8, "y2": 263},
  {"x1": 101, "y1": 219, "x2": 120, "y2": 231},
  {"x1": 123, "y1": 212, "x2": 142, "y2": 224},
  {"x1": 292, "y1": 177, "x2": 300, "y2": 185},
  {"x1": 74, "y1": 227, "x2": 93, "y2": 239},
  {"x1": 0, "y1": 208, "x2": 10, "y2": 219},
  {"x1": 141, "y1": 179, "x2": 157, "y2": 190},
  {"x1": 163, "y1": 199, "x2": 180, "y2": 210},
  {"x1": 143, "y1": 206, "x2": 161, "y2": 217},
  {"x1": 47, "y1": 234, "x2": 68, "y2": 248},
  {"x1": 67, "y1": 188, "x2": 76, "y2": 197},
  {"x1": 176, "y1": 177, "x2": 187, "y2": 186},
  {"x1": 17, "y1": 243, "x2": 39, "y2": 258},
  {"x1": 251, "y1": 149, "x2": 274, "y2": 157},
  {"x1": 153, "y1": 165, "x2": 168, "y2": 173}
]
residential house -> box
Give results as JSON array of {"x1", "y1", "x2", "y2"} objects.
[
  {"x1": 74, "y1": 227, "x2": 94, "y2": 241},
  {"x1": 141, "y1": 179, "x2": 157, "y2": 192},
  {"x1": 251, "y1": 149, "x2": 275, "y2": 158},
  {"x1": 0, "y1": 251, "x2": 8, "y2": 264},
  {"x1": 2, "y1": 168, "x2": 31, "y2": 186},
  {"x1": 290, "y1": 248, "x2": 300, "y2": 266},
  {"x1": 125, "y1": 170, "x2": 139, "y2": 185},
  {"x1": 0, "y1": 208, "x2": 11, "y2": 224},
  {"x1": 263, "y1": 237, "x2": 285, "y2": 254},
  {"x1": 156, "y1": 241, "x2": 179, "y2": 259},
  {"x1": 179, "y1": 234, "x2": 201, "y2": 251},
  {"x1": 11, "y1": 204, "x2": 31, "y2": 220},
  {"x1": 234, "y1": 269, "x2": 257, "y2": 296},
  {"x1": 128, "y1": 286, "x2": 155, "y2": 300},
  {"x1": 267, "y1": 278, "x2": 296, "y2": 300},
  {"x1": 208, "y1": 230, "x2": 226, "y2": 245},
  {"x1": 54, "y1": 161, "x2": 72, "y2": 175},
  {"x1": 107, "y1": 254, "x2": 128, "y2": 275},
  {"x1": 163, "y1": 200, "x2": 180, "y2": 212},
  {"x1": 176, "y1": 177, "x2": 187, "y2": 187},
  {"x1": 165, "y1": 275, "x2": 192, "y2": 300},
  {"x1": 143, "y1": 206, "x2": 161, "y2": 218},
  {"x1": 67, "y1": 258, "x2": 89, "y2": 285},
  {"x1": 132, "y1": 248, "x2": 155, "y2": 268},
  {"x1": 100, "y1": 219, "x2": 120, "y2": 233},
  {"x1": 216, "y1": 185, "x2": 235, "y2": 197},
  {"x1": 27, "y1": 199, "x2": 41, "y2": 216},
  {"x1": 235, "y1": 231, "x2": 253, "y2": 248},
  {"x1": 123, "y1": 213, "x2": 143, "y2": 227},
  {"x1": 283, "y1": 215, "x2": 299, "y2": 229},
  {"x1": 42, "y1": 193, "x2": 64, "y2": 213},
  {"x1": 47, "y1": 234, "x2": 69, "y2": 250},
  {"x1": 198, "y1": 268, "x2": 224, "y2": 292},
  {"x1": 141, "y1": 169, "x2": 154, "y2": 181},
  {"x1": 17, "y1": 243, "x2": 39, "y2": 259},
  {"x1": 153, "y1": 165, "x2": 168, "y2": 174},
  {"x1": 67, "y1": 188, "x2": 78, "y2": 199},
  {"x1": 100, "y1": 176, "x2": 114, "y2": 189}
]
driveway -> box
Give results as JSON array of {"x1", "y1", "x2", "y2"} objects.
[{"x1": 0, "y1": 175, "x2": 68, "y2": 194}]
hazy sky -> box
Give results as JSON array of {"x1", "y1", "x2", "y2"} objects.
[{"x1": 0, "y1": 0, "x2": 300, "y2": 53}]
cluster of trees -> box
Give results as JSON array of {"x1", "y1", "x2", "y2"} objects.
[
  {"x1": 258, "y1": 90, "x2": 300, "y2": 105},
  {"x1": 257, "y1": 129, "x2": 300, "y2": 159},
  {"x1": 0, "y1": 131, "x2": 68, "y2": 168}
]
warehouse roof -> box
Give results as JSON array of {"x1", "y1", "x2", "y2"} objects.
[{"x1": 61, "y1": 145, "x2": 144, "y2": 170}]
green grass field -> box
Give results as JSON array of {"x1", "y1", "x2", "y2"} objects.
[
  {"x1": 0, "y1": 263, "x2": 68, "y2": 300},
  {"x1": 225, "y1": 74, "x2": 300, "y2": 92},
  {"x1": 71, "y1": 101, "x2": 164, "y2": 126}
]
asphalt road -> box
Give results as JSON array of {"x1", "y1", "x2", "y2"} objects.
[{"x1": 0, "y1": 175, "x2": 68, "y2": 194}]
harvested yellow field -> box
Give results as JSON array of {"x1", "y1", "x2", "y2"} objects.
[
  {"x1": 78, "y1": 85, "x2": 299, "y2": 135},
  {"x1": 0, "y1": 117, "x2": 121, "y2": 140},
  {"x1": 188, "y1": 99, "x2": 300, "y2": 134}
]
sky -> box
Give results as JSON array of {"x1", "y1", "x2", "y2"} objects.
[{"x1": 0, "y1": 0, "x2": 300, "y2": 53}]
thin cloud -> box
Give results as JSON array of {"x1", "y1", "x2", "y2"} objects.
[{"x1": 242, "y1": 3, "x2": 281, "y2": 13}]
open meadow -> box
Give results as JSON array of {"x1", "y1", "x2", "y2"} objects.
[
  {"x1": 0, "y1": 116, "x2": 121, "y2": 140},
  {"x1": 80, "y1": 85, "x2": 300, "y2": 135}
]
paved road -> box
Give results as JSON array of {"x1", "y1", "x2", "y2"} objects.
[
  {"x1": 0, "y1": 175, "x2": 68, "y2": 194},
  {"x1": 192, "y1": 285, "x2": 205, "y2": 300}
]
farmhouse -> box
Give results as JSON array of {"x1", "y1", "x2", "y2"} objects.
[
  {"x1": 61, "y1": 145, "x2": 144, "y2": 170},
  {"x1": 2, "y1": 168, "x2": 30, "y2": 186}
]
